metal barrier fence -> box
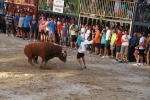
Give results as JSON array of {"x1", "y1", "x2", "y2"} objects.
[
  {"x1": 80, "y1": 0, "x2": 136, "y2": 20},
  {"x1": 135, "y1": 3, "x2": 150, "y2": 23}
]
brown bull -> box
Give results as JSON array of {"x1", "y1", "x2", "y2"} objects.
[{"x1": 24, "y1": 42, "x2": 67, "y2": 68}]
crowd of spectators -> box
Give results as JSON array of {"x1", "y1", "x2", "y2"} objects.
[{"x1": 0, "y1": 10, "x2": 150, "y2": 66}]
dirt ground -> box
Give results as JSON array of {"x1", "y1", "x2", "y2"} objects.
[{"x1": 0, "y1": 34, "x2": 150, "y2": 100}]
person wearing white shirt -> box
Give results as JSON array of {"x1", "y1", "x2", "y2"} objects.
[
  {"x1": 80, "y1": 24, "x2": 86, "y2": 41},
  {"x1": 85, "y1": 26, "x2": 91, "y2": 41},
  {"x1": 134, "y1": 32, "x2": 146, "y2": 66},
  {"x1": 17, "y1": 13, "x2": 24, "y2": 38},
  {"x1": 102, "y1": 26, "x2": 111, "y2": 58},
  {"x1": 119, "y1": 30, "x2": 131, "y2": 63}
]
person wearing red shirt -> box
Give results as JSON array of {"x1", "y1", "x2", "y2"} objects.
[
  {"x1": 57, "y1": 21, "x2": 63, "y2": 45},
  {"x1": 116, "y1": 28, "x2": 123, "y2": 61}
]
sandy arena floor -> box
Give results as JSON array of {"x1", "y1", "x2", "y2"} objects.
[{"x1": 0, "y1": 34, "x2": 150, "y2": 100}]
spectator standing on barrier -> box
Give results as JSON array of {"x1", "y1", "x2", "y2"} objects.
[
  {"x1": 17, "y1": 13, "x2": 24, "y2": 38},
  {"x1": 90, "y1": 0, "x2": 96, "y2": 16},
  {"x1": 29, "y1": 15, "x2": 38, "y2": 42},
  {"x1": 119, "y1": 30, "x2": 131, "y2": 63},
  {"x1": 115, "y1": 28, "x2": 123, "y2": 61},
  {"x1": 22, "y1": 14, "x2": 30, "y2": 40},
  {"x1": 5, "y1": 11, "x2": 14, "y2": 37},
  {"x1": 129, "y1": 32, "x2": 138, "y2": 62},
  {"x1": 102, "y1": 26, "x2": 111, "y2": 58},
  {"x1": 99, "y1": 27, "x2": 106, "y2": 56},
  {"x1": 110, "y1": 28, "x2": 117, "y2": 58},
  {"x1": 134, "y1": 32, "x2": 146, "y2": 66},
  {"x1": 114, "y1": 0, "x2": 120, "y2": 17},
  {"x1": 61, "y1": 22, "x2": 68, "y2": 47},
  {"x1": 94, "y1": 25, "x2": 101, "y2": 55}
]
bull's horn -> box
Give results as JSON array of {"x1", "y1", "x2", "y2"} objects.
[
  {"x1": 62, "y1": 50, "x2": 66, "y2": 56},
  {"x1": 62, "y1": 50, "x2": 66, "y2": 54}
]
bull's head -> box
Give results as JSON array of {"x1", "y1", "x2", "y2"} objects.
[{"x1": 59, "y1": 50, "x2": 67, "y2": 62}]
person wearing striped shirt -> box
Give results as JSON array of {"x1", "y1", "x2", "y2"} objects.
[{"x1": 5, "y1": 11, "x2": 14, "y2": 37}]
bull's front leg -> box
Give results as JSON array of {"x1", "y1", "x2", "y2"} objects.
[
  {"x1": 40, "y1": 57, "x2": 47, "y2": 69},
  {"x1": 33, "y1": 56, "x2": 39, "y2": 64},
  {"x1": 28, "y1": 58, "x2": 35, "y2": 66}
]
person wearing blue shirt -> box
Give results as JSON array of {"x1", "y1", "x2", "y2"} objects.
[
  {"x1": 47, "y1": 19, "x2": 56, "y2": 42},
  {"x1": 15, "y1": 13, "x2": 19, "y2": 26},
  {"x1": 15, "y1": 13, "x2": 19, "y2": 37},
  {"x1": 22, "y1": 14, "x2": 31, "y2": 40},
  {"x1": 129, "y1": 32, "x2": 138, "y2": 62},
  {"x1": 29, "y1": 15, "x2": 38, "y2": 42},
  {"x1": 76, "y1": 33, "x2": 86, "y2": 70},
  {"x1": 99, "y1": 27, "x2": 106, "y2": 56}
]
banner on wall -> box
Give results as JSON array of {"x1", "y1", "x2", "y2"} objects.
[
  {"x1": 53, "y1": 0, "x2": 64, "y2": 13},
  {"x1": 4, "y1": 0, "x2": 36, "y2": 6},
  {"x1": 38, "y1": 0, "x2": 80, "y2": 16}
]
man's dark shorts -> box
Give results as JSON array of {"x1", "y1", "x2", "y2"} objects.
[
  {"x1": 30, "y1": 28, "x2": 37, "y2": 34},
  {"x1": 100, "y1": 44, "x2": 105, "y2": 49},
  {"x1": 41, "y1": 30, "x2": 45, "y2": 34},
  {"x1": 23, "y1": 27, "x2": 30, "y2": 33},
  {"x1": 6, "y1": 24, "x2": 13, "y2": 30},
  {"x1": 105, "y1": 40, "x2": 110, "y2": 48},
  {"x1": 116, "y1": 46, "x2": 121, "y2": 52},
  {"x1": 17, "y1": 27, "x2": 23, "y2": 31},
  {"x1": 46, "y1": 31, "x2": 49, "y2": 35},
  {"x1": 138, "y1": 49, "x2": 145, "y2": 56},
  {"x1": 71, "y1": 35, "x2": 77, "y2": 42},
  {"x1": 77, "y1": 52, "x2": 84, "y2": 59},
  {"x1": 95, "y1": 43, "x2": 100, "y2": 48}
]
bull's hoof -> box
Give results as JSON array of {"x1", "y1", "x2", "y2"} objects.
[
  {"x1": 34, "y1": 62, "x2": 39, "y2": 64},
  {"x1": 40, "y1": 65, "x2": 43, "y2": 69},
  {"x1": 40, "y1": 65, "x2": 46, "y2": 69}
]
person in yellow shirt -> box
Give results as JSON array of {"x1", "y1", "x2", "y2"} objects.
[{"x1": 110, "y1": 28, "x2": 117, "y2": 58}]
